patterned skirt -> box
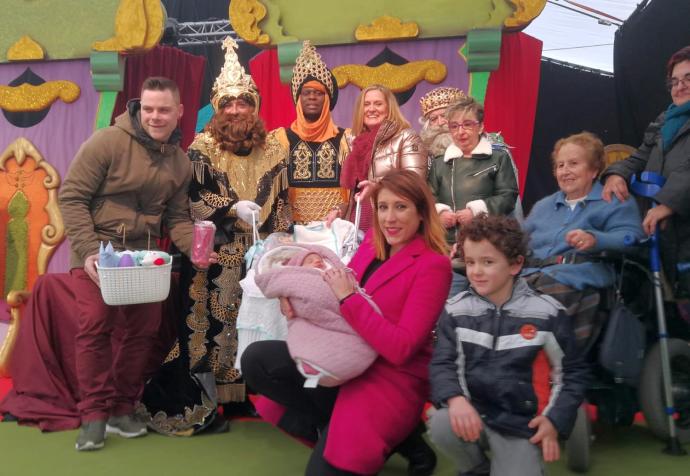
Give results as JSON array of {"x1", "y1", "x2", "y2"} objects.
[{"x1": 524, "y1": 271, "x2": 602, "y2": 348}]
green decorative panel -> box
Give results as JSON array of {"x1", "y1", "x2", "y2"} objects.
[
  {"x1": 90, "y1": 51, "x2": 124, "y2": 92},
  {"x1": 0, "y1": 0, "x2": 120, "y2": 62},
  {"x1": 94, "y1": 91, "x2": 119, "y2": 130},
  {"x1": 469, "y1": 72, "x2": 491, "y2": 105},
  {"x1": 466, "y1": 29, "x2": 502, "y2": 72},
  {"x1": 231, "y1": 0, "x2": 545, "y2": 47},
  {"x1": 277, "y1": 42, "x2": 303, "y2": 83},
  {"x1": 5, "y1": 190, "x2": 29, "y2": 296}
]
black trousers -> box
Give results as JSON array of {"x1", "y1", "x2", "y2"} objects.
[{"x1": 241, "y1": 340, "x2": 363, "y2": 475}]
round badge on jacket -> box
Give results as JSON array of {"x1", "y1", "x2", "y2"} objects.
[{"x1": 520, "y1": 324, "x2": 538, "y2": 340}]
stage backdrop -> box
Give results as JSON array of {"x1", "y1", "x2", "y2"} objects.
[
  {"x1": 251, "y1": 37, "x2": 470, "y2": 132},
  {"x1": 0, "y1": 60, "x2": 100, "y2": 275},
  {"x1": 248, "y1": 32, "x2": 541, "y2": 197}
]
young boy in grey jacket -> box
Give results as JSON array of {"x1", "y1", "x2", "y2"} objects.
[{"x1": 429, "y1": 215, "x2": 588, "y2": 476}]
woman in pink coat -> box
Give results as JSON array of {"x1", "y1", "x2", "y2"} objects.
[{"x1": 241, "y1": 170, "x2": 451, "y2": 475}]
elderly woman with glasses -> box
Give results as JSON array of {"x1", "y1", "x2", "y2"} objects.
[
  {"x1": 428, "y1": 96, "x2": 519, "y2": 296},
  {"x1": 602, "y1": 45, "x2": 690, "y2": 299}
]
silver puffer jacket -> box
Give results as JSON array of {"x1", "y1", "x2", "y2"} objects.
[
  {"x1": 368, "y1": 120, "x2": 427, "y2": 181},
  {"x1": 342, "y1": 121, "x2": 427, "y2": 220}
]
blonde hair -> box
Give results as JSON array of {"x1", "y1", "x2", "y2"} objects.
[
  {"x1": 551, "y1": 131, "x2": 605, "y2": 176},
  {"x1": 351, "y1": 84, "x2": 410, "y2": 136},
  {"x1": 370, "y1": 170, "x2": 448, "y2": 259}
]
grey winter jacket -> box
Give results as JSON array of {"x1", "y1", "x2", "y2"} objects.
[
  {"x1": 430, "y1": 278, "x2": 588, "y2": 439},
  {"x1": 601, "y1": 111, "x2": 690, "y2": 296}
]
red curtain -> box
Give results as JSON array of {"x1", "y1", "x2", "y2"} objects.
[
  {"x1": 249, "y1": 49, "x2": 296, "y2": 131},
  {"x1": 484, "y1": 33, "x2": 542, "y2": 197},
  {"x1": 112, "y1": 46, "x2": 207, "y2": 150}
]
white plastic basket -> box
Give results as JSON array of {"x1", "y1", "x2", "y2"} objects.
[{"x1": 96, "y1": 258, "x2": 173, "y2": 306}]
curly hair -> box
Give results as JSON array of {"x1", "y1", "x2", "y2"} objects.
[
  {"x1": 205, "y1": 112, "x2": 267, "y2": 153},
  {"x1": 457, "y1": 214, "x2": 527, "y2": 265}
]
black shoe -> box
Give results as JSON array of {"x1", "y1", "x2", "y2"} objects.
[
  {"x1": 201, "y1": 414, "x2": 230, "y2": 434},
  {"x1": 395, "y1": 423, "x2": 437, "y2": 476},
  {"x1": 277, "y1": 409, "x2": 319, "y2": 444},
  {"x1": 222, "y1": 399, "x2": 259, "y2": 419}
]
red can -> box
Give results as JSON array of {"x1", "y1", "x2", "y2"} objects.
[{"x1": 192, "y1": 220, "x2": 216, "y2": 268}]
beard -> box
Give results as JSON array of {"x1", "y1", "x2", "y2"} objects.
[
  {"x1": 206, "y1": 112, "x2": 267, "y2": 153},
  {"x1": 420, "y1": 122, "x2": 453, "y2": 158}
]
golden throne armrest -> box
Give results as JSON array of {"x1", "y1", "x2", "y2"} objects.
[
  {"x1": 604, "y1": 143, "x2": 636, "y2": 168},
  {"x1": 0, "y1": 290, "x2": 32, "y2": 378},
  {"x1": 0, "y1": 138, "x2": 65, "y2": 378}
]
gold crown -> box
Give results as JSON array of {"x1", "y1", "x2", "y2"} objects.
[
  {"x1": 291, "y1": 41, "x2": 335, "y2": 105},
  {"x1": 419, "y1": 87, "x2": 466, "y2": 117},
  {"x1": 211, "y1": 36, "x2": 260, "y2": 112}
]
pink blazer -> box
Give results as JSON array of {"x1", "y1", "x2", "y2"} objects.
[{"x1": 324, "y1": 233, "x2": 451, "y2": 474}]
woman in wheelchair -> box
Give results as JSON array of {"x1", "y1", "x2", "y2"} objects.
[{"x1": 522, "y1": 132, "x2": 644, "y2": 345}]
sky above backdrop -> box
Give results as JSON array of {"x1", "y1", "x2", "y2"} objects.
[{"x1": 524, "y1": 0, "x2": 642, "y2": 72}]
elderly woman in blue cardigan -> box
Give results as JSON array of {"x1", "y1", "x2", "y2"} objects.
[{"x1": 522, "y1": 132, "x2": 644, "y2": 345}]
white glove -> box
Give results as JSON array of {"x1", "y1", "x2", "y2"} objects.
[{"x1": 232, "y1": 200, "x2": 261, "y2": 225}]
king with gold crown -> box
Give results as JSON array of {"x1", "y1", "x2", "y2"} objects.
[{"x1": 141, "y1": 36, "x2": 289, "y2": 435}]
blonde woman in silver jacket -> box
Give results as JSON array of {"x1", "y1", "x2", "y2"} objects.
[{"x1": 331, "y1": 84, "x2": 427, "y2": 232}]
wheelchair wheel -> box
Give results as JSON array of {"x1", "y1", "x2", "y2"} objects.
[
  {"x1": 638, "y1": 339, "x2": 690, "y2": 443},
  {"x1": 566, "y1": 403, "x2": 592, "y2": 473}
]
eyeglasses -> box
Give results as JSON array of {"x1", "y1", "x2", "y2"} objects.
[
  {"x1": 448, "y1": 120, "x2": 480, "y2": 132},
  {"x1": 666, "y1": 73, "x2": 690, "y2": 91}
]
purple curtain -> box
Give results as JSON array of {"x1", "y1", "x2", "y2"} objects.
[
  {"x1": 318, "y1": 38, "x2": 469, "y2": 131},
  {"x1": 0, "y1": 59, "x2": 100, "y2": 275}
]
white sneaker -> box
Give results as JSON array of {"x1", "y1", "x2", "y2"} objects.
[{"x1": 106, "y1": 414, "x2": 147, "y2": 438}]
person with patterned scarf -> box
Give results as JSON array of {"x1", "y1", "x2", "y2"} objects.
[
  {"x1": 329, "y1": 84, "x2": 427, "y2": 233},
  {"x1": 140, "y1": 37, "x2": 290, "y2": 436},
  {"x1": 271, "y1": 41, "x2": 351, "y2": 225}
]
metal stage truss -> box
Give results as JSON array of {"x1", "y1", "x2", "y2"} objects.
[{"x1": 170, "y1": 19, "x2": 241, "y2": 46}]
